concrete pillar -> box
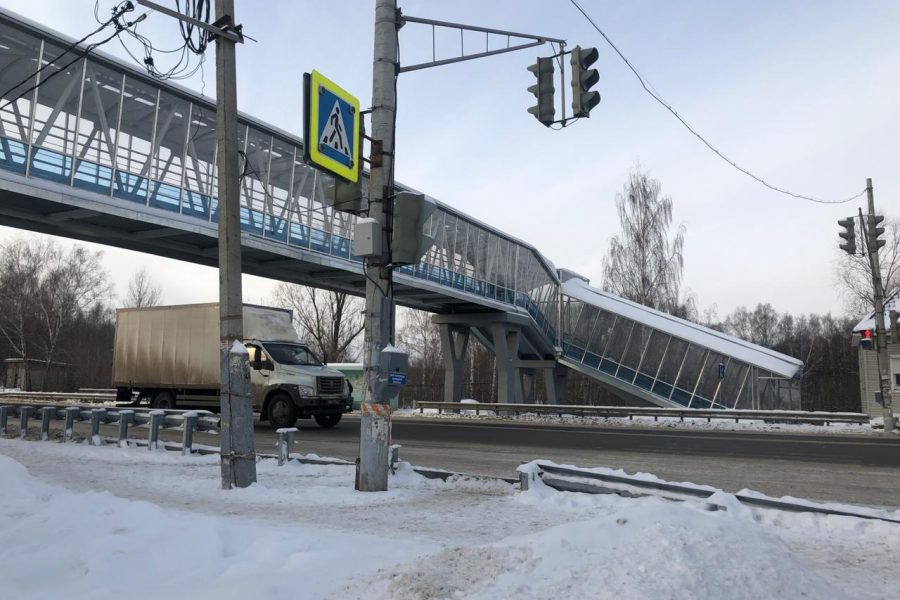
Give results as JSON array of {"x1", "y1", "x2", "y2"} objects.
[
  {"x1": 491, "y1": 323, "x2": 522, "y2": 404},
  {"x1": 519, "y1": 368, "x2": 536, "y2": 404},
  {"x1": 439, "y1": 324, "x2": 470, "y2": 403},
  {"x1": 544, "y1": 365, "x2": 568, "y2": 405}
]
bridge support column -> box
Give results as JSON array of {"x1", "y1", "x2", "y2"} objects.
[
  {"x1": 519, "y1": 368, "x2": 536, "y2": 404},
  {"x1": 544, "y1": 365, "x2": 568, "y2": 405},
  {"x1": 492, "y1": 323, "x2": 523, "y2": 404},
  {"x1": 439, "y1": 324, "x2": 470, "y2": 403}
]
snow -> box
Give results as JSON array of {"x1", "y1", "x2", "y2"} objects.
[
  {"x1": 562, "y1": 279, "x2": 803, "y2": 378},
  {"x1": 1, "y1": 438, "x2": 898, "y2": 600},
  {"x1": 396, "y1": 409, "x2": 875, "y2": 434}
]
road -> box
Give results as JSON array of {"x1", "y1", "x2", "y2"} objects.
[{"x1": 9, "y1": 413, "x2": 900, "y2": 507}]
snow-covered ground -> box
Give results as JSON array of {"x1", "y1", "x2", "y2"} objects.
[
  {"x1": 1, "y1": 438, "x2": 898, "y2": 600},
  {"x1": 396, "y1": 407, "x2": 879, "y2": 434}
]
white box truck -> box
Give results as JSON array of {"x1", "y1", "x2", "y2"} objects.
[{"x1": 113, "y1": 303, "x2": 353, "y2": 428}]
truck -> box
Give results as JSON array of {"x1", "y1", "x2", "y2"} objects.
[{"x1": 113, "y1": 303, "x2": 353, "y2": 428}]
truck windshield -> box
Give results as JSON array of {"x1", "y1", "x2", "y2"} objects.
[{"x1": 262, "y1": 343, "x2": 322, "y2": 367}]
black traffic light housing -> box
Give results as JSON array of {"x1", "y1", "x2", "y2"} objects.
[
  {"x1": 570, "y1": 45, "x2": 600, "y2": 117},
  {"x1": 868, "y1": 214, "x2": 886, "y2": 250},
  {"x1": 527, "y1": 57, "x2": 555, "y2": 126},
  {"x1": 838, "y1": 217, "x2": 856, "y2": 255}
]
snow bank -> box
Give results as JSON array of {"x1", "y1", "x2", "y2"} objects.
[
  {"x1": 1, "y1": 439, "x2": 898, "y2": 600},
  {"x1": 397, "y1": 409, "x2": 874, "y2": 434}
]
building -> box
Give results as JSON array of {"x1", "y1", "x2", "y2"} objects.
[
  {"x1": 2, "y1": 358, "x2": 69, "y2": 392},
  {"x1": 852, "y1": 286, "x2": 900, "y2": 418}
]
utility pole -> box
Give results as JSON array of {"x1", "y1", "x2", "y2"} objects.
[
  {"x1": 357, "y1": 0, "x2": 398, "y2": 492},
  {"x1": 215, "y1": 0, "x2": 256, "y2": 487},
  {"x1": 864, "y1": 178, "x2": 895, "y2": 433},
  {"x1": 135, "y1": 0, "x2": 255, "y2": 489}
]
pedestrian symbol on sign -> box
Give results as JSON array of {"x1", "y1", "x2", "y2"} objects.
[{"x1": 320, "y1": 100, "x2": 350, "y2": 158}]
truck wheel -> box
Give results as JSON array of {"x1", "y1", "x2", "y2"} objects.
[
  {"x1": 151, "y1": 391, "x2": 176, "y2": 410},
  {"x1": 267, "y1": 393, "x2": 298, "y2": 429},
  {"x1": 314, "y1": 414, "x2": 342, "y2": 428}
]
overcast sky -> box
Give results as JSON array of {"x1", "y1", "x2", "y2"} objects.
[{"x1": 2, "y1": 0, "x2": 898, "y2": 317}]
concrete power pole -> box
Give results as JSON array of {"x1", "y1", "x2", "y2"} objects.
[
  {"x1": 357, "y1": 0, "x2": 399, "y2": 492},
  {"x1": 215, "y1": 0, "x2": 256, "y2": 487},
  {"x1": 865, "y1": 178, "x2": 895, "y2": 433}
]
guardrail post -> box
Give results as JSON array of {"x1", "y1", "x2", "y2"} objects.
[
  {"x1": 519, "y1": 470, "x2": 530, "y2": 491},
  {"x1": 117, "y1": 410, "x2": 133, "y2": 447},
  {"x1": 64, "y1": 406, "x2": 80, "y2": 442},
  {"x1": 89, "y1": 408, "x2": 107, "y2": 445},
  {"x1": 182, "y1": 412, "x2": 198, "y2": 456},
  {"x1": 148, "y1": 410, "x2": 165, "y2": 450},
  {"x1": 0, "y1": 405, "x2": 12, "y2": 435},
  {"x1": 40, "y1": 406, "x2": 55, "y2": 441},
  {"x1": 19, "y1": 406, "x2": 33, "y2": 439},
  {"x1": 276, "y1": 427, "x2": 298, "y2": 466}
]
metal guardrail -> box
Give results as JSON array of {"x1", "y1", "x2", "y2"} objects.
[
  {"x1": 412, "y1": 401, "x2": 870, "y2": 426},
  {"x1": 0, "y1": 391, "x2": 116, "y2": 404},
  {"x1": 0, "y1": 403, "x2": 218, "y2": 454},
  {"x1": 522, "y1": 462, "x2": 900, "y2": 525}
]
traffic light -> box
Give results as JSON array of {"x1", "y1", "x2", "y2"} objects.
[
  {"x1": 526, "y1": 57, "x2": 555, "y2": 126},
  {"x1": 838, "y1": 217, "x2": 856, "y2": 255},
  {"x1": 868, "y1": 214, "x2": 886, "y2": 250},
  {"x1": 860, "y1": 328, "x2": 875, "y2": 350},
  {"x1": 391, "y1": 191, "x2": 436, "y2": 266},
  {"x1": 570, "y1": 45, "x2": 600, "y2": 118}
]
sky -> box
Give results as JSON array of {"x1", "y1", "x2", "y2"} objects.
[{"x1": 1, "y1": 0, "x2": 898, "y2": 317}]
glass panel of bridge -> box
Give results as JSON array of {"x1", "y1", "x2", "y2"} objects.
[
  {"x1": 30, "y1": 43, "x2": 84, "y2": 183},
  {"x1": 308, "y1": 171, "x2": 336, "y2": 254},
  {"x1": 451, "y1": 219, "x2": 472, "y2": 282},
  {"x1": 652, "y1": 336, "x2": 688, "y2": 399},
  {"x1": 115, "y1": 75, "x2": 157, "y2": 203},
  {"x1": 149, "y1": 91, "x2": 190, "y2": 212},
  {"x1": 182, "y1": 103, "x2": 216, "y2": 219},
  {"x1": 238, "y1": 127, "x2": 269, "y2": 235},
  {"x1": 73, "y1": 61, "x2": 121, "y2": 194},
  {"x1": 264, "y1": 135, "x2": 293, "y2": 241},
  {"x1": 620, "y1": 323, "x2": 649, "y2": 372},
  {"x1": 717, "y1": 361, "x2": 748, "y2": 409},
  {"x1": 0, "y1": 21, "x2": 40, "y2": 157},
  {"x1": 603, "y1": 317, "x2": 634, "y2": 372},
  {"x1": 692, "y1": 351, "x2": 729, "y2": 408},
  {"x1": 289, "y1": 155, "x2": 316, "y2": 248},
  {"x1": 671, "y1": 344, "x2": 707, "y2": 406},
  {"x1": 566, "y1": 302, "x2": 595, "y2": 362},
  {"x1": 635, "y1": 331, "x2": 669, "y2": 393},
  {"x1": 584, "y1": 310, "x2": 614, "y2": 366}
]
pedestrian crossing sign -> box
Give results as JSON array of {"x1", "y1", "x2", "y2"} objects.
[{"x1": 303, "y1": 70, "x2": 360, "y2": 183}]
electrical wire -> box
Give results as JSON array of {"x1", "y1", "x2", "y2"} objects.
[
  {"x1": 176, "y1": 0, "x2": 212, "y2": 55},
  {"x1": 0, "y1": 2, "x2": 133, "y2": 104},
  {"x1": 0, "y1": 9, "x2": 140, "y2": 114},
  {"x1": 568, "y1": 0, "x2": 865, "y2": 205}
]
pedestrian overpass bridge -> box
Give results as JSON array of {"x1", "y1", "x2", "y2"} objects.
[{"x1": 0, "y1": 9, "x2": 802, "y2": 410}]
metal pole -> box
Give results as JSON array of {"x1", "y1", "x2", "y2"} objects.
[
  {"x1": 216, "y1": 0, "x2": 256, "y2": 488},
  {"x1": 865, "y1": 178, "x2": 895, "y2": 432},
  {"x1": 357, "y1": 0, "x2": 398, "y2": 492}
]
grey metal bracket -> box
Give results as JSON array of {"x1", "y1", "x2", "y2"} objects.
[{"x1": 398, "y1": 13, "x2": 564, "y2": 73}]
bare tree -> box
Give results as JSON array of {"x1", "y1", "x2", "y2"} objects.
[
  {"x1": 271, "y1": 283, "x2": 364, "y2": 362},
  {"x1": 36, "y1": 245, "x2": 113, "y2": 389},
  {"x1": 0, "y1": 238, "x2": 47, "y2": 389},
  {"x1": 124, "y1": 267, "x2": 163, "y2": 308},
  {"x1": 602, "y1": 169, "x2": 688, "y2": 314},
  {"x1": 834, "y1": 216, "x2": 900, "y2": 316},
  {"x1": 396, "y1": 308, "x2": 442, "y2": 389}
]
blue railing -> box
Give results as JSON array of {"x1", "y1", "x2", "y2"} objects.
[{"x1": 1, "y1": 137, "x2": 557, "y2": 342}]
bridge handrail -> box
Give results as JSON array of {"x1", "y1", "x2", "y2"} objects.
[{"x1": 411, "y1": 401, "x2": 869, "y2": 425}]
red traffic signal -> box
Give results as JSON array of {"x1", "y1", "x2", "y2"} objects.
[{"x1": 860, "y1": 328, "x2": 875, "y2": 350}]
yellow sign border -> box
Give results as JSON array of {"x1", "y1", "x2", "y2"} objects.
[{"x1": 307, "y1": 70, "x2": 360, "y2": 183}]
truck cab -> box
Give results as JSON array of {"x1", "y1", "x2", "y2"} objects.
[{"x1": 245, "y1": 340, "x2": 352, "y2": 429}]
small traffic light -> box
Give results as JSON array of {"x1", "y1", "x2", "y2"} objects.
[
  {"x1": 570, "y1": 45, "x2": 600, "y2": 117},
  {"x1": 860, "y1": 328, "x2": 875, "y2": 350},
  {"x1": 838, "y1": 217, "x2": 856, "y2": 255},
  {"x1": 391, "y1": 191, "x2": 436, "y2": 266},
  {"x1": 527, "y1": 57, "x2": 555, "y2": 126},
  {"x1": 868, "y1": 214, "x2": 886, "y2": 250}
]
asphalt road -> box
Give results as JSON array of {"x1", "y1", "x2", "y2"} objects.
[{"x1": 10, "y1": 413, "x2": 900, "y2": 507}]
